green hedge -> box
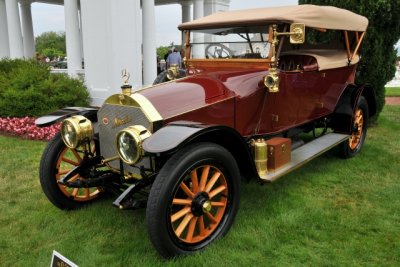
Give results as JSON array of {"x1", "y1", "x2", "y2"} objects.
[{"x1": 0, "y1": 59, "x2": 89, "y2": 117}]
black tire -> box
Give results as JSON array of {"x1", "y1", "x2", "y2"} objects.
[
  {"x1": 39, "y1": 133, "x2": 102, "y2": 210},
  {"x1": 152, "y1": 69, "x2": 186, "y2": 85},
  {"x1": 146, "y1": 143, "x2": 240, "y2": 258},
  {"x1": 338, "y1": 96, "x2": 369, "y2": 158}
]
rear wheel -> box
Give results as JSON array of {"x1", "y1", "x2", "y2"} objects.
[
  {"x1": 39, "y1": 134, "x2": 102, "y2": 210},
  {"x1": 146, "y1": 143, "x2": 240, "y2": 258},
  {"x1": 339, "y1": 96, "x2": 369, "y2": 158}
]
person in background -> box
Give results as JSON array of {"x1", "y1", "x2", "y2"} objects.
[
  {"x1": 164, "y1": 49, "x2": 172, "y2": 62},
  {"x1": 166, "y1": 48, "x2": 182, "y2": 68}
]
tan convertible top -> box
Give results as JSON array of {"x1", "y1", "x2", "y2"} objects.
[
  {"x1": 179, "y1": 5, "x2": 368, "y2": 32},
  {"x1": 281, "y1": 49, "x2": 360, "y2": 71}
]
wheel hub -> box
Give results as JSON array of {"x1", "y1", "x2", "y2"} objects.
[{"x1": 191, "y1": 192, "x2": 211, "y2": 217}]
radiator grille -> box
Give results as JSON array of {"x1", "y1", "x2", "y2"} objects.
[{"x1": 98, "y1": 103, "x2": 151, "y2": 172}]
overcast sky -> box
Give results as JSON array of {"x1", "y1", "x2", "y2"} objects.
[
  {"x1": 31, "y1": 0, "x2": 399, "y2": 50},
  {"x1": 31, "y1": 0, "x2": 298, "y2": 47}
]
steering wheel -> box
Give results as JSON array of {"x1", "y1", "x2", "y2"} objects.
[{"x1": 205, "y1": 44, "x2": 233, "y2": 59}]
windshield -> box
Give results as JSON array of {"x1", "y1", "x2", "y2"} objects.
[{"x1": 190, "y1": 27, "x2": 270, "y2": 60}]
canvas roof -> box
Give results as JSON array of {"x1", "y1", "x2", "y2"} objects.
[{"x1": 179, "y1": 5, "x2": 368, "y2": 32}]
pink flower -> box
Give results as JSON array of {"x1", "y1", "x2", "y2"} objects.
[{"x1": 0, "y1": 116, "x2": 60, "y2": 141}]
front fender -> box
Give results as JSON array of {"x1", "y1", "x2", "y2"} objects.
[
  {"x1": 143, "y1": 121, "x2": 258, "y2": 179},
  {"x1": 35, "y1": 107, "x2": 98, "y2": 127}
]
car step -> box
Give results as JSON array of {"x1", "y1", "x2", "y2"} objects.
[{"x1": 259, "y1": 133, "x2": 350, "y2": 182}]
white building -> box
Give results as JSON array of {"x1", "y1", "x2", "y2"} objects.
[{"x1": 0, "y1": 0, "x2": 230, "y2": 106}]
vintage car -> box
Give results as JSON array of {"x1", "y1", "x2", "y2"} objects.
[{"x1": 36, "y1": 5, "x2": 376, "y2": 258}]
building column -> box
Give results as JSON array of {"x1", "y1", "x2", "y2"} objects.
[
  {"x1": 181, "y1": 0, "x2": 191, "y2": 23},
  {"x1": 192, "y1": 0, "x2": 204, "y2": 58},
  {"x1": 20, "y1": 0, "x2": 35, "y2": 58},
  {"x1": 0, "y1": 0, "x2": 10, "y2": 58},
  {"x1": 142, "y1": 0, "x2": 157, "y2": 86},
  {"x1": 64, "y1": 0, "x2": 82, "y2": 76},
  {"x1": 5, "y1": 0, "x2": 24, "y2": 58}
]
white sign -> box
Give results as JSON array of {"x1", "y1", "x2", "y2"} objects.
[{"x1": 50, "y1": 250, "x2": 79, "y2": 267}]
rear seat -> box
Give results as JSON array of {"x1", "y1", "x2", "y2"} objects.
[{"x1": 278, "y1": 54, "x2": 318, "y2": 72}]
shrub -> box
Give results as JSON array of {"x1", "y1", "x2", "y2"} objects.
[{"x1": 0, "y1": 59, "x2": 89, "y2": 117}]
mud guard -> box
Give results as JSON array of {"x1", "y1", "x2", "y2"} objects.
[
  {"x1": 143, "y1": 121, "x2": 258, "y2": 178},
  {"x1": 35, "y1": 107, "x2": 99, "y2": 127},
  {"x1": 330, "y1": 84, "x2": 375, "y2": 134}
]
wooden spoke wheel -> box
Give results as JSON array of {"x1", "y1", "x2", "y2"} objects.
[
  {"x1": 339, "y1": 96, "x2": 369, "y2": 158},
  {"x1": 147, "y1": 143, "x2": 240, "y2": 258},
  {"x1": 170, "y1": 165, "x2": 228, "y2": 244},
  {"x1": 56, "y1": 141, "x2": 101, "y2": 202},
  {"x1": 39, "y1": 133, "x2": 102, "y2": 210},
  {"x1": 349, "y1": 108, "x2": 364, "y2": 150}
]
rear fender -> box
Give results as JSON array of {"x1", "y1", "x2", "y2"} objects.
[
  {"x1": 330, "y1": 84, "x2": 371, "y2": 134},
  {"x1": 143, "y1": 121, "x2": 258, "y2": 179},
  {"x1": 35, "y1": 107, "x2": 99, "y2": 127}
]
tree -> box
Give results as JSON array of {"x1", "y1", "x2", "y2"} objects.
[
  {"x1": 299, "y1": 0, "x2": 400, "y2": 121},
  {"x1": 35, "y1": 31, "x2": 66, "y2": 60}
]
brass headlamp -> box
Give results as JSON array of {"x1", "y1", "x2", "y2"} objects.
[
  {"x1": 166, "y1": 64, "x2": 180, "y2": 80},
  {"x1": 61, "y1": 115, "x2": 94, "y2": 149},
  {"x1": 116, "y1": 125, "x2": 151, "y2": 165}
]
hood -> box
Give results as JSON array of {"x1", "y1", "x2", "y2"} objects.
[{"x1": 137, "y1": 74, "x2": 229, "y2": 119}]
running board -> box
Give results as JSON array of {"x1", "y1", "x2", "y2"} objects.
[{"x1": 259, "y1": 133, "x2": 350, "y2": 182}]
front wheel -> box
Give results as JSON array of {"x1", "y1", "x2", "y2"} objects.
[
  {"x1": 339, "y1": 96, "x2": 369, "y2": 158},
  {"x1": 146, "y1": 143, "x2": 240, "y2": 258},
  {"x1": 39, "y1": 133, "x2": 102, "y2": 210}
]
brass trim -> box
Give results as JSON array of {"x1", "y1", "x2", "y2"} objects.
[
  {"x1": 254, "y1": 139, "x2": 268, "y2": 175},
  {"x1": 104, "y1": 93, "x2": 163, "y2": 132},
  {"x1": 131, "y1": 93, "x2": 163, "y2": 122},
  {"x1": 202, "y1": 201, "x2": 212, "y2": 213}
]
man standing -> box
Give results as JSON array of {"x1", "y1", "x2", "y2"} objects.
[{"x1": 166, "y1": 48, "x2": 182, "y2": 68}]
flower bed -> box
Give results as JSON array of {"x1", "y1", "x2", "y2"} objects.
[{"x1": 0, "y1": 117, "x2": 59, "y2": 141}]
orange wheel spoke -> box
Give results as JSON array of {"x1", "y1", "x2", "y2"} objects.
[
  {"x1": 211, "y1": 201, "x2": 226, "y2": 207},
  {"x1": 171, "y1": 207, "x2": 191, "y2": 223},
  {"x1": 72, "y1": 188, "x2": 79, "y2": 197},
  {"x1": 199, "y1": 216, "x2": 206, "y2": 236},
  {"x1": 180, "y1": 183, "x2": 195, "y2": 198},
  {"x1": 61, "y1": 157, "x2": 80, "y2": 166},
  {"x1": 71, "y1": 149, "x2": 83, "y2": 163},
  {"x1": 206, "y1": 212, "x2": 218, "y2": 224},
  {"x1": 191, "y1": 170, "x2": 199, "y2": 194},
  {"x1": 175, "y1": 213, "x2": 194, "y2": 237},
  {"x1": 172, "y1": 198, "x2": 192, "y2": 205},
  {"x1": 85, "y1": 188, "x2": 90, "y2": 198},
  {"x1": 199, "y1": 166, "x2": 210, "y2": 191},
  {"x1": 209, "y1": 185, "x2": 227, "y2": 199},
  {"x1": 63, "y1": 174, "x2": 79, "y2": 182},
  {"x1": 58, "y1": 169, "x2": 70, "y2": 175},
  {"x1": 204, "y1": 171, "x2": 221, "y2": 193},
  {"x1": 186, "y1": 217, "x2": 198, "y2": 242}
]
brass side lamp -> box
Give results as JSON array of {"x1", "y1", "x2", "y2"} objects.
[{"x1": 264, "y1": 23, "x2": 305, "y2": 93}]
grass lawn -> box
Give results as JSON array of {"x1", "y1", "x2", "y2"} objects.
[
  {"x1": 385, "y1": 87, "x2": 400, "y2": 96},
  {"x1": 1, "y1": 106, "x2": 399, "y2": 266}
]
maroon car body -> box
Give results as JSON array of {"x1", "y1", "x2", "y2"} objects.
[{"x1": 37, "y1": 5, "x2": 376, "y2": 258}]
